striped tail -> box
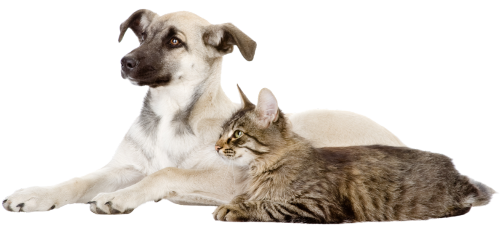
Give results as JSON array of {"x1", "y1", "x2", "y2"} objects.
[{"x1": 468, "y1": 178, "x2": 496, "y2": 207}]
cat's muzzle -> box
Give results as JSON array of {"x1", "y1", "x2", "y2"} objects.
[{"x1": 223, "y1": 149, "x2": 235, "y2": 158}]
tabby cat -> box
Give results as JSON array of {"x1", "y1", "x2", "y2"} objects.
[{"x1": 212, "y1": 86, "x2": 495, "y2": 223}]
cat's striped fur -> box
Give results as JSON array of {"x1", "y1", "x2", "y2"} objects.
[{"x1": 213, "y1": 86, "x2": 495, "y2": 223}]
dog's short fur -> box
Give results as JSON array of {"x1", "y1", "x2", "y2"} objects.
[{"x1": 2, "y1": 10, "x2": 404, "y2": 214}]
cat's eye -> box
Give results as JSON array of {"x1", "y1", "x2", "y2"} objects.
[{"x1": 233, "y1": 130, "x2": 243, "y2": 138}]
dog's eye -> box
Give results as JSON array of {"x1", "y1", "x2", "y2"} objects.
[
  {"x1": 169, "y1": 38, "x2": 180, "y2": 46},
  {"x1": 233, "y1": 130, "x2": 243, "y2": 138}
]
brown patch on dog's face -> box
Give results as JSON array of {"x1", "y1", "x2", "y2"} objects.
[
  {"x1": 120, "y1": 25, "x2": 181, "y2": 87},
  {"x1": 120, "y1": 11, "x2": 209, "y2": 88},
  {"x1": 119, "y1": 10, "x2": 257, "y2": 88}
]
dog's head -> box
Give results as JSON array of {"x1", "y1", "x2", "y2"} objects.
[{"x1": 118, "y1": 10, "x2": 256, "y2": 88}]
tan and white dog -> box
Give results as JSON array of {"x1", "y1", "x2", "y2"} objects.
[{"x1": 2, "y1": 9, "x2": 404, "y2": 214}]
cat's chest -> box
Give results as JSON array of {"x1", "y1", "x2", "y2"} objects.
[{"x1": 248, "y1": 174, "x2": 298, "y2": 201}]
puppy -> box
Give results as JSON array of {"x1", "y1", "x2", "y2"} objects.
[{"x1": 3, "y1": 10, "x2": 404, "y2": 214}]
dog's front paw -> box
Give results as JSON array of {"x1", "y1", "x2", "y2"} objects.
[
  {"x1": 213, "y1": 204, "x2": 249, "y2": 222},
  {"x1": 3, "y1": 186, "x2": 61, "y2": 212},
  {"x1": 88, "y1": 191, "x2": 138, "y2": 215}
]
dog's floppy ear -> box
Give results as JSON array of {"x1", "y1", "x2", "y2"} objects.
[
  {"x1": 255, "y1": 88, "x2": 279, "y2": 129},
  {"x1": 118, "y1": 9, "x2": 158, "y2": 43},
  {"x1": 237, "y1": 84, "x2": 255, "y2": 110},
  {"x1": 204, "y1": 23, "x2": 257, "y2": 61}
]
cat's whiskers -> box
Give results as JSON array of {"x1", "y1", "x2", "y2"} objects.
[
  {"x1": 230, "y1": 159, "x2": 237, "y2": 195},
  {"x1": 216, "y1": 150, "x2": 231, "y2": 182},
  {"x1": 216, "y1": 151, "x2": 237, "y2": 196}
]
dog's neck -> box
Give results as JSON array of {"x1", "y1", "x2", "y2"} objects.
[{"x1": 144, "y1": 58, "x2": 236, "y2": 132}]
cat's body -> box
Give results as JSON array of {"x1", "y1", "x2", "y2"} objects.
[{"x1": 213, "y1": 87, "x2": 495, "y2": 223}]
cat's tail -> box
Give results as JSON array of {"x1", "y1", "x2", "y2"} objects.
[{"x1": 467, "y1": 178, "x2": 496, "y2": 207}]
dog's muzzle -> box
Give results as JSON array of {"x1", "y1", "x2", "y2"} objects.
[
  {"x1": 121, "y1": 56, "x2": 137, "y2": 78},
  {"x1": 120, "y1": 56, "x2": 143, "y2": 86},
  {"x1": 119, "y1": 55, "x2": 170, "y2": 88}
]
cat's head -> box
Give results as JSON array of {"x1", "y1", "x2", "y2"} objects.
[{"x1": 215, "y1": 85, "x2": 289, "y2": 166}]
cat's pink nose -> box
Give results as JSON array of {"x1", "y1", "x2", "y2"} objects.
[{"x1": 215, "y1": 146, "x2": 221, "y2": 152}]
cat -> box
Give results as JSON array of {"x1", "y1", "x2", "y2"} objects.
[{"x1": 212, "y1": 85, "x2": 495, "y2": 223}]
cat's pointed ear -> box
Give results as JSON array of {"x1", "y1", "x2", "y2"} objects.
[
  {"x1": 237, "y1": 84, "x2": 255, "y2": 109},
  {"x1": 256, "y1": 88, "x2": 279, "y2": 128}
]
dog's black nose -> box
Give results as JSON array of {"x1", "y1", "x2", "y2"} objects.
[{"x1": 121, "y1": 57, "x2": 137, "y2": 70}]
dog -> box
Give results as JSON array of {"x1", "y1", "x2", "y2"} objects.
[{"x1": 2, "y1": 9, "x2": 404, "y2": 214}]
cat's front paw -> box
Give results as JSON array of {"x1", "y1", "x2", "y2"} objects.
[{"x1": 213, "y1": 204, "x2": 249, "y2": 222}]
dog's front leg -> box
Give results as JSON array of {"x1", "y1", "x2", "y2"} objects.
[
  {"x1": 3, "y1": 138, "x2": 147, "y2": 212},
  {"x1": 2, "y1": 164, "x2": 145, "y2": 212},
  {"x1": 89, "y1": 166, "x2": 236, "y2": 214}
]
